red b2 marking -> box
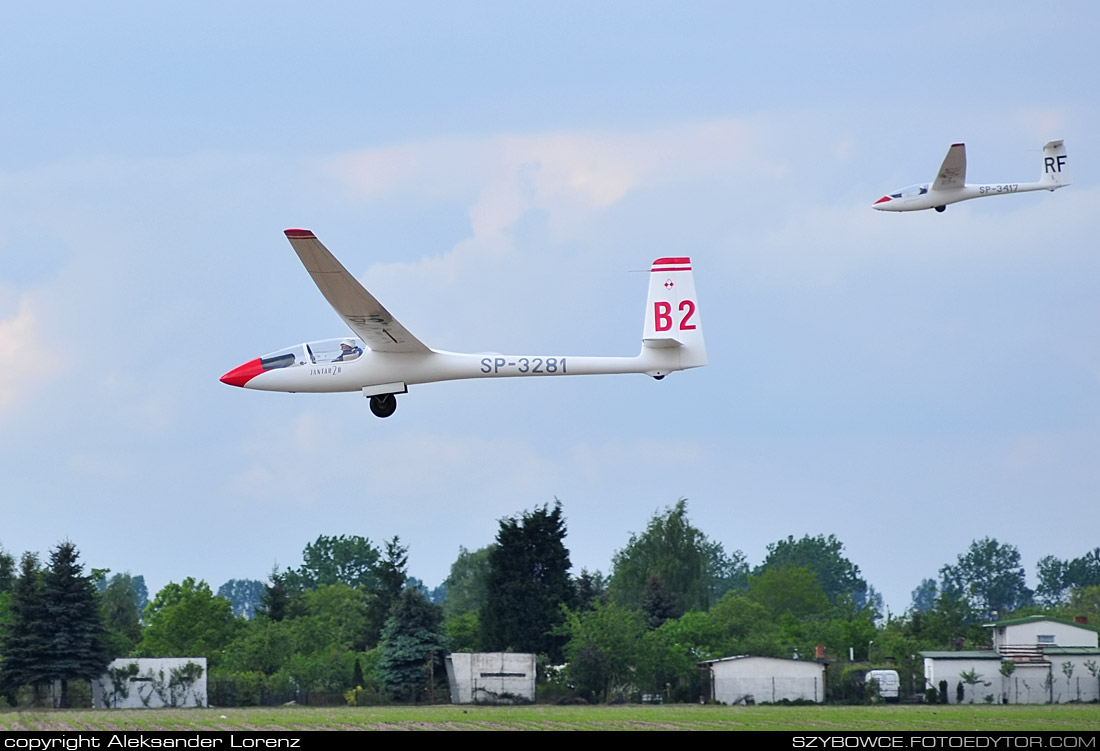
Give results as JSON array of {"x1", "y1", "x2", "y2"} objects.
[
  {"x1": 654, "y1": 301, "x2": 673, "y2": 331},
  {"x1": 654, "y1": 300, "x2": 697, "y2": 332},
  {"x1": 679, "y1": 300, "x2": 696, "y2": 330}
]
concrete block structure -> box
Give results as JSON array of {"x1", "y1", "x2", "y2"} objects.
[
  {"x1": 92, "y1": 657, "x2": 208, "y2": 709},
  {"x1": 445, "y1": 652, "x2": 536, "y2": 704}
]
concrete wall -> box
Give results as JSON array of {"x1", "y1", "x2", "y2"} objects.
[
  {"x1": 92, "y1": 658, "x2": 207, "y2": 709},
  {"x1": 445, "y1": 652, "x2": 536, "y2": 704},
  {"x1": 922, "y1": 656, "x2": 1003, "y2": 704},
  {"x1": 998, "y1": 658, "x2": 1100, "y2": 704},
  {"x1": 706, "y1": 656, "x2": 824, "y2": 704}
]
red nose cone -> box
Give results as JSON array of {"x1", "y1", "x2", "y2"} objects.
[
  {"x1": 220, "y1": 358, "x2": 264, "y2": 388},
  {"x1": 873, "y1": 196, "x2": 891, "y2": 205}
]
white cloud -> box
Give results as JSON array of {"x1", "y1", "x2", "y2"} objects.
[
  {"x1": 321, "y1": 119, "x2": 777, "y2": 264},
  {"x1": 0, "y1": 295, "x2": 58, "y2": 414}
]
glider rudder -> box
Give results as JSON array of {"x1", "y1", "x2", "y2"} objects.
[{"x1": 643, "y1": 257, "x2": 707, "y2": 369}]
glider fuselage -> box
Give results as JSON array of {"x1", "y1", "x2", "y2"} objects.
[{"x1": 872, "y1": 140, "x2": 1068, "y2": 213}]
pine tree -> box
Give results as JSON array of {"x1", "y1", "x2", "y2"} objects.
[
  {"x1": 0, "y1": 553, "x2": 48, "y2": 704},
  {"x1": 41, "y1": 542, "x2": 109, "y2": 707}
]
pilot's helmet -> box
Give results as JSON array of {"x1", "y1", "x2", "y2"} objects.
[{"x1": 341, "y1": 338, "x2": 356, "y2": 348}]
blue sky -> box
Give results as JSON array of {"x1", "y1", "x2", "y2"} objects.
[{"x1": 2, "y1": 2, "x2": 1097, "y2": 618}]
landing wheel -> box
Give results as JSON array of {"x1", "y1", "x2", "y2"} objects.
[
  {"x1": 934, "y1": 205, "x2": 946, "y2": 213},
  {"x1": 369, "y1": 393, "x2": 397, "y2": 418},
  {"x1": 653, "y1": 374, "x2": 666, "y2": 381}
]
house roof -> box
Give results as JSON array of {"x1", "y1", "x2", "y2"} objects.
[
  {"x1": 697, "y1": 654, "x2": 821, "y2": 667},
  {"x1": 919, "y1": 651, "x2": 1003, "y2": 660},
  {"x1": 1041, "y1": 646, "x2": 1100, "y2": 656},
  {"x1": 983, "y1": 615, "x2": 1100, "y2": 634}
]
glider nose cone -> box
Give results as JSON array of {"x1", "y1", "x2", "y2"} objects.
[
  {"x1": 872, "y1": 196, "x2": 892, "y2": 210},
  {"x1": 220, "y1": 358, "x2": 264, "y2": 388}
]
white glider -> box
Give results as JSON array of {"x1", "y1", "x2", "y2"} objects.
[
  {"x1": 220, "y1": 230, "x2": 708, "y2": 417},
  {"x1": 873, "y1": 140, "x2": 1069, "y2": 212}
]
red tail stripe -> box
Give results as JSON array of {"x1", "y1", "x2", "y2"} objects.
[{"x1": 652, "y1": 256, "x2": 692, "y2": 272}]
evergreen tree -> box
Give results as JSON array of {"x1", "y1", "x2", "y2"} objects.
[
  {"x1": 41, "y1": 542, "x2": 110, "y2": 707},
  {"x1": 482, "y1": 501, "x2": 573, "y2": 661},
  {"x1": 0, "y1": 553, "x2": 47, "y2": 704},
  {"x1": 377, "y1": 588, "x2": 446, "y2": 702},
  {"x1": 573, "y1": 568, "x2": 608, "y2": 611},
  {"x1": 0, "y1": 545, "x2": 14, "y2": 594},
  {"x1": 365, "y1": 537, "x2": 408, "y2": 646},
  {"x1": 258, "y1": 566, "x2": 289, "y2": 622}
]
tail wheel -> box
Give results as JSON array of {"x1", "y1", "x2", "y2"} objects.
[
  {"x1": 934, "y1": 205, "x2": 946, "y2": 213},
  {"x1": 369, "y1": 393, "x2": 397, "y2": 418}
]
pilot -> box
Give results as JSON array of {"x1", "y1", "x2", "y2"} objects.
[{"x1": 333, "y1": 338, "x2": 362, "y2": 362}]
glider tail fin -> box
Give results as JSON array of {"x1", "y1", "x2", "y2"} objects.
[
  {"x1": 642, "y1": 257, "x2": 707, "y2": 370},
  {"x1": 1040, "y1": 140, "x2": 1070, "y2": 189}
]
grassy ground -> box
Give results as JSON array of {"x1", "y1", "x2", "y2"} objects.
[{"x1": 1, "y1": 704, "x2": 1098, "y2": 731}]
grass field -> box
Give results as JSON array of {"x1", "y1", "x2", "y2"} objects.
[{"x1": 1, "y1": 704, "x2": 1098, "y2": 731}]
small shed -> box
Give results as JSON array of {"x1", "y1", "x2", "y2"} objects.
[
  {"x1": 445, "y1": 652, "x2": 536, "y2": 704},
  {"x1": 700, "y1": 655, "x2": 825, "y2": 704}
]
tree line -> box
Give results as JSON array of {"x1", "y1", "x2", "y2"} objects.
[{"x1": 1, "y1": 499, "x2": 1097, "y2": 706}]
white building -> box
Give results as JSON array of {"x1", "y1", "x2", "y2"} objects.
[
  {"x1": 92, "y1": 658, "x2": 208, "y2": 709},
  {"x1": 921, "y1": 616, "x2": 1100, "y2": 704},
  {"x1": 700, "y1": 655, "x2": 825, "y2": 704},
  {"x1": 444, "y1": 652, "x2": 536, "y2": 704}
]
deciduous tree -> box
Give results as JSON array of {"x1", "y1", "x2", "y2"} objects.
[
  {"x1": 757, "y1": 534, "x2": 869, "y2": 608},
  {"x1": 609, "y1": 499, "x2": 742, "y2": 617},
  {"x1": 100, "y1": 573, "x2": 143, "y2": 658},
  {"x1": 562, "y1": 601, "x2": 647, "y2": 703},
  {"x1": 939, "y1": 537, "x2": 1031, "y2": 619},
  {"x1": 1036, "y1": 548, "x2": 1100, "y2": 606},
  {"x1": 286, "y1": 535, "x2": 380, "y2": 592},
  {"x1": 139, "y1": 578, "x2": 239, "y2": 666},
  {"x1": 441, "y1": 545, "x2": 494, "y2": 618}
]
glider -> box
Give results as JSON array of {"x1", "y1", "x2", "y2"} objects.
[
  {"x1": 220, "y1": 230, "x2": 708, "y2": 417},
  {"x1": 873, "y1": 140, "x2": 1069, "y2": 212}
]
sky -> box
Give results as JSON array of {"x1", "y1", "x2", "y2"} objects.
[{"x1": 2, "y1": 2, "x2": 1098, "y2": 620}]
